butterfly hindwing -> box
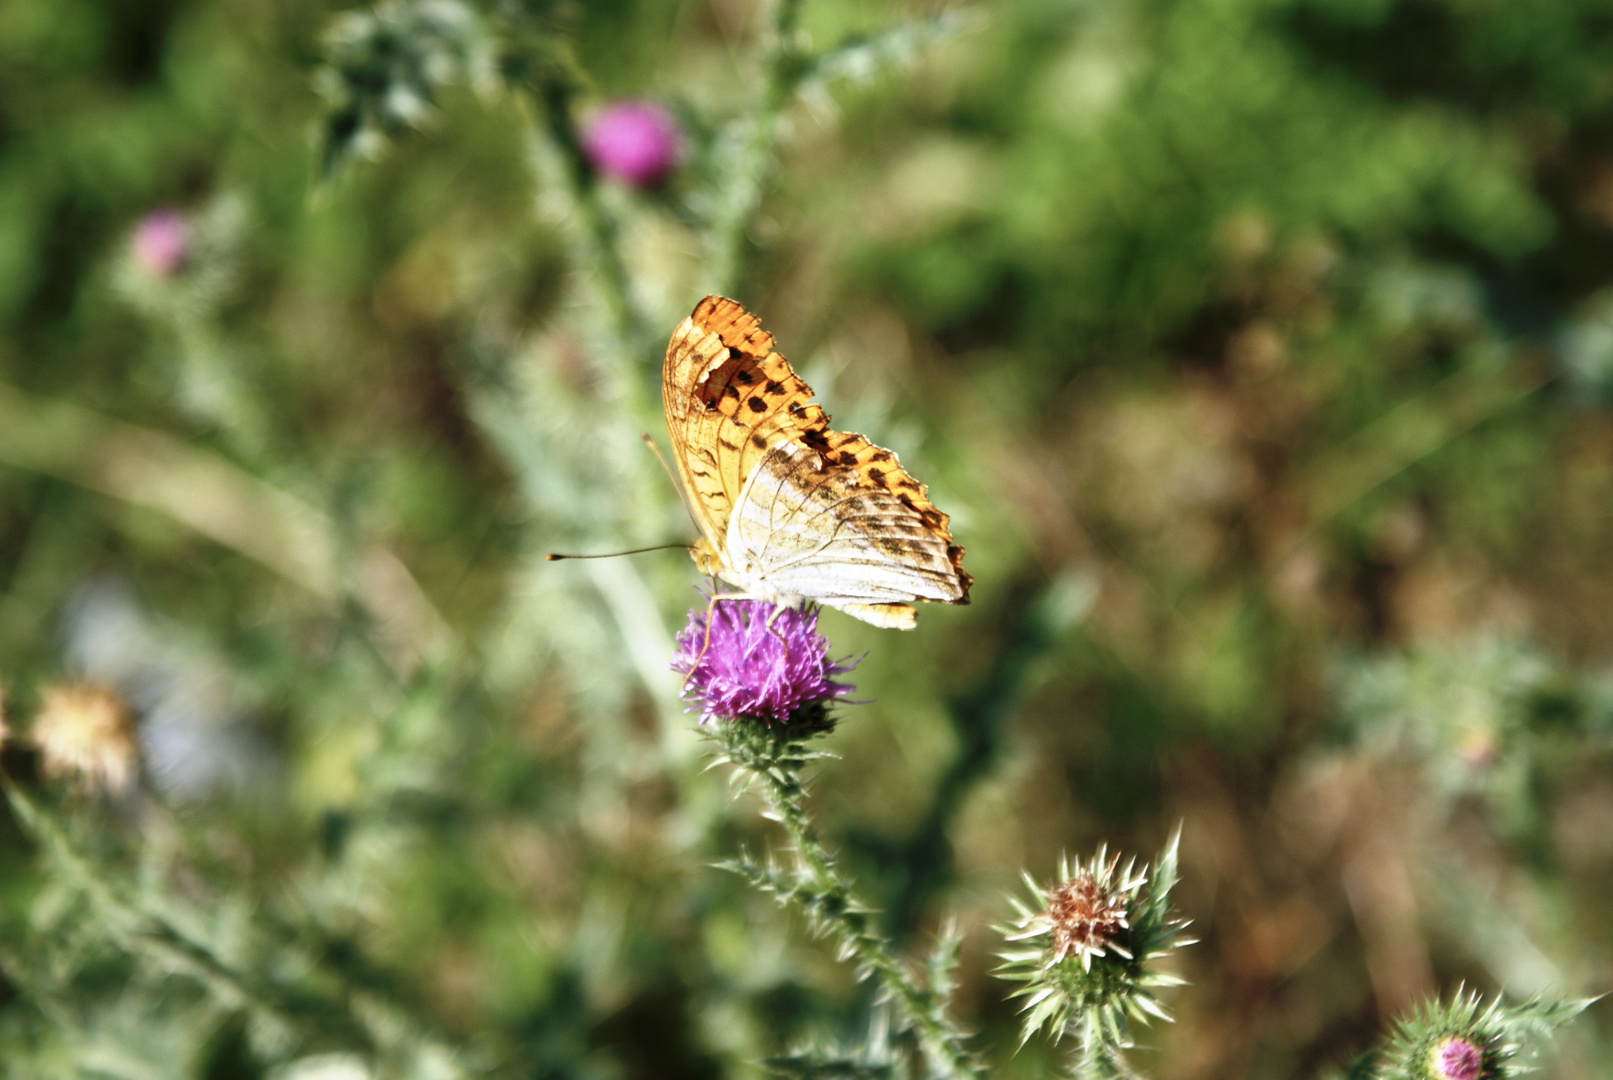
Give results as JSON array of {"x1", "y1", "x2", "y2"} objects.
[{"x1": 726, "y1": 441, "x2": 966, "y2": 603}]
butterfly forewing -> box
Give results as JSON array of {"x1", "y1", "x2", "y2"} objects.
[
  {"x1": 662, "y1": 295, "x2": 971, "y2": 628},
  {"x1": 663, "y1": 300, "x2": 806, "y2": 544}
]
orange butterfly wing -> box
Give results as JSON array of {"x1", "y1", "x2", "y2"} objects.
[{"x1": 662, "y1": 295, "x2": 970, "y2": 628}]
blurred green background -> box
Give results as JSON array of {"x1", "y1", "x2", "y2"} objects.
[{"x1": 1, "y1": 0, "x2": 1612, "y2": 1076}]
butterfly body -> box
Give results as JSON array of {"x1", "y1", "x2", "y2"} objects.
[{"x1": 663, "y1": 295, "x2": 970, "y2": 629}]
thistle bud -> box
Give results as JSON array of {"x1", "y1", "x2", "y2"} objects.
[
  {"x1": 130, "y1": 209, "x2": 190, "y2": 278},
  {"x1": 1378, "y1": 990, "x2": 1589, "y2": 1080},
  {"x1": 1032, "y1": 856, "x2": 1138, "y2": 971},
  {"x1": 1431, "y1": 1035, "x2": 1487, "y2": 1080},
  {"x1": 996, "y1": 834, "x2": 1192, "y2": 1049},
  {"x1": 581, "y1": 101, "x2": 681, "y2": 187}
]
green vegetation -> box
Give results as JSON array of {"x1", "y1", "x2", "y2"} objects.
[{"x1": 0, "y1": 0, "x2": 1609, "y2": 1076}]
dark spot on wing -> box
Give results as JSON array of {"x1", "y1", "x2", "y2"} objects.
[
  {"x1": 751, "y1": 434, "x2": 768, "y2": 449},
  {"x1": 867, "y1": 468, "x2": 885, "y2": 484},
  {"x1": 747, "y1": 397, "x2": 767, "y2": 413},
  {"x1": 764, "y1": 380, "x2": 784, "y2": 394},
  {"x1": 697, "y1": 349, "x2": 758, "y2": 407},
  {"x1": 734, "y1": 369, "x2": 755, "y2": 385}
]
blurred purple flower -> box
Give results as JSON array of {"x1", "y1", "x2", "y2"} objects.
[
  {"x1": 582, "y1": 101, "x2": 681, "y2": 187},
  {"x1": 131, "y1": 209, "x2": 189, "y2": 277},
  {"x1": 671, "y1": 600, "x2": 856, "y2": 724},
  {"x1": 1431, "y1": 1036, "x2": 1486, "y2": 1080}
]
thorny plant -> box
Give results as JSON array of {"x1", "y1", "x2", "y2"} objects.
[
  {"x1": 677, "y1": 599, "x2": 982, "y2": 1077},
  {"x1": 668, "y1": 598, "x2": 1591, "y2": 1080},
  {"x1": 1345, "y1": 991, "x2": 1593, "y2": 1080},
  {"x1": 0, "y1": 1, "x2": 1601, "y2": 1078},
  {"x1": 995, "y1": 841, "x2": 1192, "y2": 1078}
]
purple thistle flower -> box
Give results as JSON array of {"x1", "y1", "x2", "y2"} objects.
[
  {"x1": 1431, "y1": 1036, "x2": 1486, "y2": 1080},
  {"x1": 582, "y1": 101, "x2": 681, "y2": 187},
  {"x1": 131, "y1": 208, "x2": 189, "y2": 277},
  {"x1": 671, "y1": 600, "x2": 857, "y2": 724}
]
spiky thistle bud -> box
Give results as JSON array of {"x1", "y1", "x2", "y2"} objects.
[
  {"x1": 31, "y1": 682, "x2": 139, "y2": 796},
  {"x1": 1374, "y1": 989, "x2": 1590, "y2": 1080},
  {"x1": 996, "y1": 832, "x2": 1192, "y2": 1051}
]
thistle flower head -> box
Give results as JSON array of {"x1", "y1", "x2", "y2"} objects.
[
  {"x1": 131, "y1": 209, "x2": 190, "y2": 278},
  {"x1": 1378, "y1": 989, "x2": 1590, "y2": 1080},
  {"x1": 31, "y1": 682, "x2": 139, "y2": 796},
  {"x1": 582, "y1": 100, "x2": 681, "y2": 187},
  {"x1": 996, "y1": 832, "x2": 1192, "y2": 1048},
  {"x1": 671, "y1": 600, "x2": 856, "y2": 725}
]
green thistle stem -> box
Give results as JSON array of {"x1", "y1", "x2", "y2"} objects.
[
  {"x1": 2, "y1": 780, "x2": 302, "y2": 1043},
  {"x1": 750, "y1": 757, "x2": 986, "y2": 1079},
  {"x1": 498, "y1": 23, "x2": 655, "y2": 400},
  {"x1": 708, "y1": 0, "x2": 806, "y2": 297},
  {"x1": 1073, "y1": 1014, "x2": 1140, "y2": 1080},
  {"x1": 529, "y1": 69, "x2": 647, "y2": 368},
  {"x1": 1, "y1": 778, "x2": 476, "y2": 1077}
]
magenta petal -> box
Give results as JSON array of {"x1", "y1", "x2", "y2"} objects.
[
  {"x1": 670, "y1": 600, "x2": 857, "y2": 723},
  {"x1": 1432, "y1": 1037, "x2": 1485, "y2": 1080}
]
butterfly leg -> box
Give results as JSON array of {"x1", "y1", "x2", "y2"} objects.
[
  {"x1": 684, "y1": 591, "x2": 752, "y2": 688},
  {"x1": 761, "y1": 600, "x2": 802, "y2": 668}
]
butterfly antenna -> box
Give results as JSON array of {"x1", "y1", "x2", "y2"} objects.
[
  {"x1": 642, "y1": 432, "x2": 703, "y2": 536},
  {"x1": 546, "y1": 543, "x2": 693, "y2": 561}
]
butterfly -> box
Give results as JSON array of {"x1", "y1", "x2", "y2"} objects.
[{"x1": 662, "y1": 295, "x2": 971, "y2": 629}]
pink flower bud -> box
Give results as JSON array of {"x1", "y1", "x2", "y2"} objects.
[
  {"x1": 1431, "y1": 1036, "x2": 1485, "y2": 1080},
  {"x1": 131, "y1": 209, "x2": 189, "y2": 278},
  {"x1": 582, "y1": 101, "x2": 681, "y2": 187}
]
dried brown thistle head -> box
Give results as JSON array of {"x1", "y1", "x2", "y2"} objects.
[{"x1": 32, "y1": 682, "x2": 138, "y2": 796}]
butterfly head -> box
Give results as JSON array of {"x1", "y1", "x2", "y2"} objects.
[{"x1": 689, "y1": 536, "x2": 725, "y2": 579}]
